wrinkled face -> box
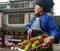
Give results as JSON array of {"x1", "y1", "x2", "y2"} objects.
[{"x1": 34, "y1": 5, "x2": 43, "y2": 15}]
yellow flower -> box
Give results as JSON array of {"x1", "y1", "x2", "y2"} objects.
[
  {"x1": 24, "y1": 44, "x2": 29, "y2": 50},
  {"x1": 44, "y1": 38, "x2": 47, "y2": 41},
  {"x1": 32, "y1": 44, "x2": 36, "y2": 48}
]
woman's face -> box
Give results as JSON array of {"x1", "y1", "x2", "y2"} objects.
[{"x1": 34, "y1": 5, "x2": 43, "y2": 15}]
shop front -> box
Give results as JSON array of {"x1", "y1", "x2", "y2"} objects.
[{"x1": 0, "y1": 30, "x2": 26, "y2": 48}]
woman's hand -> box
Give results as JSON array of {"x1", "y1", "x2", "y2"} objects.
[
  {"x1": 28, "y1": 29, "x2": 32, "y2": 38},
  {"x1": 28, "y1": 29, "x2": 32, "y2": 34},
  {"x1": 43, "y1": 36, "x2": 55, "y2": 48}
]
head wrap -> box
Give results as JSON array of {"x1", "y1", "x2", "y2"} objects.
[{"x1": 36, "y1": 0, "x2": 54, "y2": 12}]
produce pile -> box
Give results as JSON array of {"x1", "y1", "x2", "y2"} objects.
[{"x1": 17, "y1": 33, "x2": 49, "y2": 51}]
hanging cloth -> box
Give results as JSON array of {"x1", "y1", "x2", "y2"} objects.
[{"x1": 31, "y1": 18, "x2": 43, "y2": 37}]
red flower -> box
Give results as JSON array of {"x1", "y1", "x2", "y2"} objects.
[
  {"x1": 39, "y1": 40, "x2": 44, "y2": 44},
  {"x1": 18, "y1": 44, "x2": 22, "y2": 48},
  {"x1": 41, "y1": 34, "x2": 46, "y2": 39}
]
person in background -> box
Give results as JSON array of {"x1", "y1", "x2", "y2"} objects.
[{"x1": 25, "y1": 0, "x2": 60, "y2": 50}]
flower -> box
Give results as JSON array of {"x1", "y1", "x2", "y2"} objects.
[
  {"x1": 41, "y1": 34, "x2": 46, "y2": 39},
  {"x1": 17, "y1": 33, "x2": 49, "y2": 51}
]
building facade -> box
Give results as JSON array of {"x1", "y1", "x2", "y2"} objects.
[
  {"x1": 0, "y1": 0, "x2": 36, "y2": 47},
  {"x1": 0, "y1": 0, "x2": 36, "y2": 32}
]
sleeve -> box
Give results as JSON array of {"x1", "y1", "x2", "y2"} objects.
[
  {"x1": 48, "y1": 16, "x2": 60, "y2": 44},
  {"x1": 24, "y1": 16, "x2": 35, "y2": 34}
]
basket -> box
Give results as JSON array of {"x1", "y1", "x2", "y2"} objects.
[
  {"x1": 24, "y1": 33, "x2": 40, "y2": 51},
  {"x1": 13, "y1": 32, "x2": 53, "y2": 51},
  {"x1": 17, "y1": 44, "x2": 43, "y2": 51}
]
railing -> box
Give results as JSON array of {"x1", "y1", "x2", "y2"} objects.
[{"x1": 4, "y1": 1, "x2": 36, "y2": 10}]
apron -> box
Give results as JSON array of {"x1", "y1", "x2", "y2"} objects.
[
  {"x1": 31, "y1": 18, "x2": 53, "y2": 51},
  {"x1": 31, "y1": 18, "x2": 43, "y2": 37}
]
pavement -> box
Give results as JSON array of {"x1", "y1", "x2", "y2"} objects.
[
  {"x1": 0, "y1": 48, "x2": 10, "y2": 51},
  {"x1": 53, "y1": 43, "x2": 60, "y2": 51}
]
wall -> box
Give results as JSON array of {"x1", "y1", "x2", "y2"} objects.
[{"x1": 0, "y1": 12, "x2": 3, "y2": 29}]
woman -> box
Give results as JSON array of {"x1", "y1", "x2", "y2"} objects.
[{"x1": 25, "y1": 0, "x2": 59, "y2": 50}]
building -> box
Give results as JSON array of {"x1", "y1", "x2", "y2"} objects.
[
  {"x1": 0, "y1": 0, "x2": 36, "y2": 32},
  {"x1": 0, "y1": 0, "x2": 36, "y2": 48}
]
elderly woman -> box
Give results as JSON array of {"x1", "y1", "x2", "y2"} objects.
[{"x1": 25, "y1": 0, "x2": 60, "y2": 51}]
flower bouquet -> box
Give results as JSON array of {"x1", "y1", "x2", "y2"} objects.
[{"x1": 17, "y1": 33, "x2": 50, "y2": 51}]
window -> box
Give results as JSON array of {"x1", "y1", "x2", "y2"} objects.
[
  {"x1": 24, "y1": 2, "x2": 29, "y2": 8},
  {"x1": 10, "y1": 2, "x2": 30, "y2": 9},
  {"x1": 32, "y1": 1, "x2": 36, "y2": 8},
  {"x1": 30, "y1": 1, "x2": 36, "y2": 8},
  {"x1": 21, "y1": 2, "x2": 24, "y2": 8},
  {"x1": 10, "y1": 3, "x2": 15, "y2": 8},
  {"x1": 11, "y1": 3, "x2": 19, "y2": 8},
  {"x1": 14, "y1": 3, "x2": 19, "y2": 8},
  {"x1": 8, "y1": 13, "x2": 24, "y2": 24},
  {"x1": 19, "y1": 2, "x2": 29, "y2": 8}
]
